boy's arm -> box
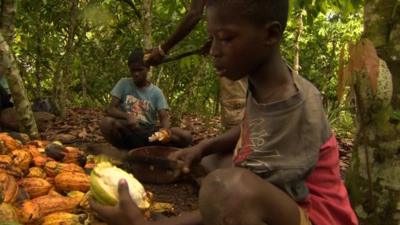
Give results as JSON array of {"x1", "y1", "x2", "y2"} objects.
[
  {"x1": 145, "y1": 0, "x2": 206, "y2": 65},
  {"x1": 106, "y1": 96, "x2": 129, "y2": 120},
  {"x1": 161, "y1": 0, "x2": 205, "y2": 53},
  {"x1": 158, "y1": 109, "x2": 170, "y2": 129},
  {"x1": 197, "y1": 125, "x2": 241, "y2": 156},
  {"x1": 169, "y1": 125, "x2": 241, "y2": 176}
]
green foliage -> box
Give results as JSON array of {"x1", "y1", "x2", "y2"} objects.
[
  {"x1": 325, "y1": 101, "x2": 355, "y2": 138},
  {"x1": 392, "y1": 111, "x2": 400, "y2": 122}
]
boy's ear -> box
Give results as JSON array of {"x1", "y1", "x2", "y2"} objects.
[{"x1": 263, "y1": 21, "x2": 283, "y2": 46}]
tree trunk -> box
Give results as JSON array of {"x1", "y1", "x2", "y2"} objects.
[
  {"x1": 0, "y1": 33, "x2": 39, "y2": 138},
  {"x1": 141, "y1": 0, "x2": 153, "y2": 50},
  {"x1": 293, "y1": 11, "x2": 303, "y2": 76},
  {"x1": 345, "y1": 1, "x2": 400, "y2": 222},
  {"x1": 0, "y1": 0, "x2": 38, "y2": 138},
  {"x1": 33, "y1": 2, "x2": 43, "y2": 100},
  {"x1": 141, "y1": 0, "x2": 153, "y2": 78},
  {"x1": 0, "y1": 0, "x2": 16, "y2": 44},
  {"x1": 53, "y1": 0, "x2": 79, "y2": 118},
  {"x1": 364, "y1": 0, "x2": 400, "y2": 109}
]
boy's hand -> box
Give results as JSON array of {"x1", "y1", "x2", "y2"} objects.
[
  {"x1": 168, "y1": 146, "x2": 203, "y2": 174},
  {"x1": 127, "y1": 113, "x2": 138, "y2": 130},
  {"x1": 144, "y1": 46, "x2": 166, "y2": 66},
  {"x1": 148, "y1": 128, "x2": 171, "y2": 143},
  {"x1": 90, "y1": 179, "x2": 148, "y2": 225}
]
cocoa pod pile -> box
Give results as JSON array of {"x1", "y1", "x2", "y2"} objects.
[
  {"x1": 0, "y1": 132, "x2": 92, "y2": 225},
  {"x1": 0, "y1": 132, "x2": 161, "y2": 225}
]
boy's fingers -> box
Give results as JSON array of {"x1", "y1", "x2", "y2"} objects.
[
  {"x1": 182, "y1": 166, "x2": 191, "y2": 174},
  {"x1": 168, "y1": 151, "x2": 179, "y2": 160},
  {"x1": 89, "y1": 198, "x2": 114, "y2": 219},
  {"x1": 176, "y1": 159, "x2": 190, "y2": 174},
  {"x1": 118, "y1": 179, "x2": 135, "y2": 208}
]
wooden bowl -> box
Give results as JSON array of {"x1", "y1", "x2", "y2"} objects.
[{"x1": 125, "y1": 146, "x2": 182, "y2": 184}]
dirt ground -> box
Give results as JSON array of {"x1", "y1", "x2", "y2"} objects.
[{"x1": 39, "y1": 108, "x2": 352, "y2": 215}]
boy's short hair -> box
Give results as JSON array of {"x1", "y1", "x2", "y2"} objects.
[
  {"x1": 128, "y1": 48, "x2": 145, "y2": 66},
  {"x1": 207, "y1": 0, "x2": 289, "y2": 33}
]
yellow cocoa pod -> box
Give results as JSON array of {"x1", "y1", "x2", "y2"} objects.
[
  {"x1": 0, "y1": 202, "x2": 19, "y2": 223},
  {"x1": 55, "y1": 172, "x2": 90, "y2": 193},
  {"x1": 41, "y1": 212, "x2": 85, "y2": 225},
  {"x1": 26, "y1": 167, "x2": 47, "y2": 179},
  {"x1": 20, "y1": 177, "x2": 53, "y2": 198},
  {"x1": 67, "y1": 191, "x2": 85, "y2": 203},
  {"x1": 10, "y1": 150, "x2": 32, "y2": 172}
]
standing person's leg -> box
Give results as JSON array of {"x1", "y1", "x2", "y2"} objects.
[
  {"x1": 194, "y1": 78, "x2": 247, "y2": 172},
  {"x1": 199, "y1": 168, "x2": 312, "y2": 225},
  {"x1": 219, "y1": 77, "x2": 247, "y2": 130}
]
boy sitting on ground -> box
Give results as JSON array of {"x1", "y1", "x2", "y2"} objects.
[
  {"x1": 100, "y1": 49, "x2": 192, "y2": 149},
  {"x1": 92, "y1": 1, "x2": 358, "y2": 225}
]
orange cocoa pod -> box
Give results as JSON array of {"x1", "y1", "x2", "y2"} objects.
[
  {"x1": 41, "y1": 212, "x2": 86, "y2": 225},
  {"x1": 16, "y1": 200, "x2": 41, "y2": 224},
  {"x1": 25, "y1": 145, "x2": 42, "y2": 157},
  {"x1": 48, "y1": 188, "x2": 63, "y2": 197},
  {"x1": 62, "y1": 147, "x2": 86, "y2": 167},
  {"x1": 46, "y1": 177, "x2": 55, "y2": 186},
  {"x1": 0, "y1": 133, "x2": 21, "y2": 152},
  {"x1": 33, "y1": 155, "x2": 49, "y2": 167},
  {"x1": 0, "y1": 172, "x2": 19, "y2": 203},
  {"x1": 0, "y1": 166, "x2": 24, "y2": 178},
  {"x1": 19, "y1": 178, "x2": 53, "y2": 198},
  {"x1": 28, "y1": 140, "x2": 49, "y2": 148},
  {"x1": 55, "y1": 172, "x2": 90, "y2": 193},
  {"x1": 64, "y1": 146, "x2": 82, "y2": 155},
  {"x1": 0, "y1": 155, "x2": 12, "y2": 165},
  {"x1": 27, "y1": 167, "x2": 47, "y2": 179},
  {"x1": 44, "y1": 161, "x2": 84, "y2": 177},
  {"x1": 10, "y1": 150, "x2": 32, "y2": 172},
  {"x1": 31, "y1": 195, "x2": 80, "y2": 217}
]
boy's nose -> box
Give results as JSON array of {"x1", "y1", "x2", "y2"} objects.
[{"x1": 210, "y1": 40, "x2": 222, "y2": 58}]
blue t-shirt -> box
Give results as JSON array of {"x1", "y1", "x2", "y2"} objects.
[
  {"x1": 0, "y1": 76, "x2": 10, "y2": 94},
  {"x1": 111, "y1": 78, "x2": 169, "y2": 128}
]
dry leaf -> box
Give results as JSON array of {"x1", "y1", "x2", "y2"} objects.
[{"x1": 78, "y1": 128, "x2": 88, "y2": 139}]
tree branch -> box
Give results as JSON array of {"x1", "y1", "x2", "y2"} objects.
[{"x1": 117, "y1": 0, "x2": 142, "y2": 19}]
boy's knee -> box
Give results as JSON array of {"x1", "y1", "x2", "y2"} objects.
[
  {"x1": 170, "y1": 127, "x2": 192, "y2": 147},
  {"x1": 99, "y1": 117, "x2": 117, "y2": 132},
  {"x1": 201, "y1": 167, "x2": 257, "y2": 196},
  {"x1": 199, "y1": 168, "x2": 260, "y2": 224}
]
